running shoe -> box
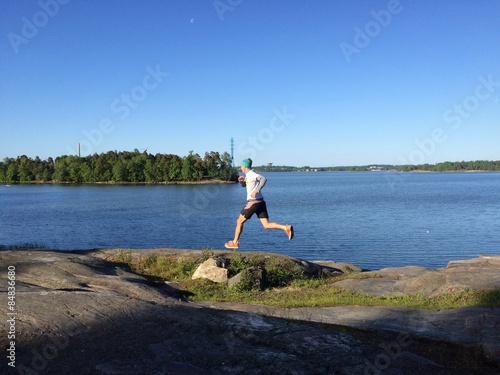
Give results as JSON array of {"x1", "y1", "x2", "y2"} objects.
[{"x1": 225, "y1": 241, "x2": 239, "y2": 249}]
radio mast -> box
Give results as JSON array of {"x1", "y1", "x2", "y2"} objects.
[{"x1": 230, "y1": 137, "x2": 235, "y2": 167}]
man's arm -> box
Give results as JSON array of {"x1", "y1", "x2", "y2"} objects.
[
  {"x1": 256, "y1": 175, "x2": 267, "y2": 191},
  {"x1": 250, "y1": 175, "x2": 267, "y2": 197}
]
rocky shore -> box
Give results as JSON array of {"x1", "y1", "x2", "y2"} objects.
[{"x1": 1, "y1": 249, "x2": 499, "y2": 374}]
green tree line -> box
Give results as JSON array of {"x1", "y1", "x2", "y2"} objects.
[
  {"x1": 398, "y1": 160, "x2": 500, "y2": 172},
  {"x1": 322, "y1": 161, "x2": 500, "y2": 172},
  {"x1": 0, "y1": 149, "x2": 238, "y2": 183},
  {"x1": 253, "y1": 160, "x2": 500, "y2": 173}
]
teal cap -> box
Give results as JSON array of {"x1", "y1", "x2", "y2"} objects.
[{"x1": 241, "y1": 158, "x2": 252, "y2": 168}]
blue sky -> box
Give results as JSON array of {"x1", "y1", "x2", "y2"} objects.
[{"x1": 1, "y1": 0, "x2": 499, "y2": 166}]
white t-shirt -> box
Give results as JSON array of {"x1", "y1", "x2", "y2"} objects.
[{"x1": 244, "y1": 169, "x2": 267, "y2": 201}]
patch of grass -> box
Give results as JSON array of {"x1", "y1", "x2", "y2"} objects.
[
  {"x1": 107, "y1": 250, "x2": 500, "y2": 310},
  {"x1": 225, "y1": 253, "x2": 307, "y2": 287},
  {"x1": 226, "y1": 252, "x2": 254, "y2": 277},
  {"x1": 264, "y1": 256, "x2": 305, "y2": 287},
  {"x1": 111, "y1": 249, "x2": 199, "y2": 281},
  {"x1": 478, "y1": 289, "x2": 500, "y2": 308},
  {"x1": 183, "y1": 279, "x2": 499, "y2": 310},
  {"x1": 114, "y1": 249, "x2": 133, "y2": 264}
]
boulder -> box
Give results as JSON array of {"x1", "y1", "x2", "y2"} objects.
[
  {"x1": 191, "y1": 258, "x2": 228, "y2": 283},
  {"x1": 228, "y1": 266, "x2": 267, "y2": 291},
  {"x1": 227, "y1": 271, "x2": 243, "y2": 288}
]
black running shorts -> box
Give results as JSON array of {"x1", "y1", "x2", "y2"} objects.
[{"x1": 240, "y1": 200, "x2": 269, "y2": 219}]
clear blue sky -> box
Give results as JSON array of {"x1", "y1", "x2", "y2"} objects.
[{"x1": 1, "y1": 0, "x2": 499, "y2": 166}]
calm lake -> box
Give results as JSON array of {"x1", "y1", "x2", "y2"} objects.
[{"x1": 1, "y1": 172, "x2": 499, "y2": 270}]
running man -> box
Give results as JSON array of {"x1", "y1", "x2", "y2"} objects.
[{"x1": 225, "y1": 158, "x2": 294, "y2": 249}]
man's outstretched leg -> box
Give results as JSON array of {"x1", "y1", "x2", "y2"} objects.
[{"x1": 259, "y1": 218, "x2": 294, "y2": 240}]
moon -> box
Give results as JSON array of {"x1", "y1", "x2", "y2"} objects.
[{"x1": 190, "y1": 18, "x2": 195, "y2": 24}]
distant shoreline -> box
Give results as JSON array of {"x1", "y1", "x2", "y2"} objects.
[
  {"x1": 405, "y1": 169, "x2": 495, "y2": 173},
  {"x1": 3, "y1": 171, "x2": 500, "y2": 186},
  {"x1": 261, "y1": 169, "x2": 499, "y2": 173}
]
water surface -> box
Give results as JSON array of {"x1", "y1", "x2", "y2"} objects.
[{"x1": 1, "y1": 172, "x2": 499, "y2": 270}]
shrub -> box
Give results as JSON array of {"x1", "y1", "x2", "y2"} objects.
[{"x1": 264, "y1": 257, "x2": 305, "y2": 288}]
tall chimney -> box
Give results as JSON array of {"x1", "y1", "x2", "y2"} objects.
[{"x1": 78, "y1": 143, "x2": 81, "y2": 157}]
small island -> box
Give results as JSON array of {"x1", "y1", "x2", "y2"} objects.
[{"x1": 0, "y1": 149, "x2": 238, "y2": 184}]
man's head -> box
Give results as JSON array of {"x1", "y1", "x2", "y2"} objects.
[{"x1": 241, "y1": 158, "x2": 252, "y2": 172}]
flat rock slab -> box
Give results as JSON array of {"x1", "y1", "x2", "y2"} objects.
[
  {"x1": 198, "y1": 302, "x2": 500, "y2": 363},
  {"x1": 1, "y1": 250, "x2": 499, "y2": 374},
  {"x1": 333, "y1": 255, "x2": 500, "y2": 297}
]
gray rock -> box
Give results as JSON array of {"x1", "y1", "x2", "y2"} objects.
[
  {"x1": 200, "y1": 302, "x2": 500, "y2": 366},
  {"x1": 295, "y1": 259, "x2": 346, "y2": 277},
  {"x1": 228, "y1": 266, "x2": 267, "y2": 291},
  {"x1": 332, "y1": 255, "x2": 500, "y2": 297},
  {"x1": 192, "y1": 257, "x2": 228, "y2": 283},
  {"x1": 227, "y1": 271, "x2": 243, "y2": 288},
  {"x1": 311, "y1": 260, "x2": 363, "y2": 273}
]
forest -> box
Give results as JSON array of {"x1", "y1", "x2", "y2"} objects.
[
  {"x1": 253, "y1": 160, "x2": 500, "y2": 172},
  {"x1": 396, "y1": 160, "x2": 500, "y2": 172},
  {"x1": 0, "y1": 150, "x2": 238, "y2": 183}
]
